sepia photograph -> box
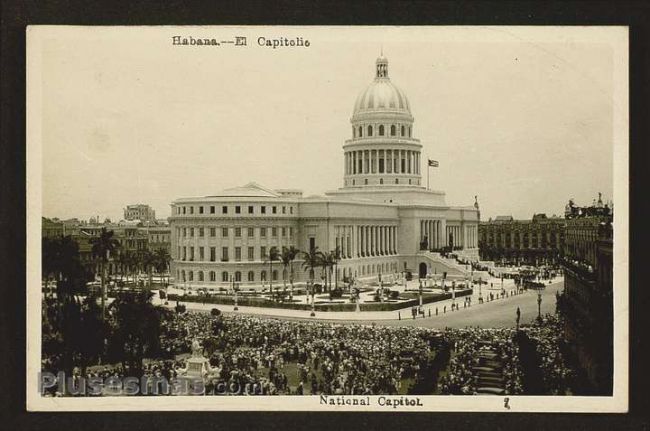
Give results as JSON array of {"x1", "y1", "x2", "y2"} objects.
[{"x1": 25, "y1": 25, "x2": 628, "y2": 412}]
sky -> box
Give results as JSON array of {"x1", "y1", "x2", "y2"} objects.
[{"x1": 33, "y1": 26, "x2": 622, "y2": 221}]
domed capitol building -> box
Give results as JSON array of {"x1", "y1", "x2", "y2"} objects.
[{"x1": 169, "y1": 55, "x2": 480, "y2": 289}]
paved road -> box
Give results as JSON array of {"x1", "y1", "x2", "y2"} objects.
[{"x1": 183, "y1": 281, "x2": 563, "y2": 329}]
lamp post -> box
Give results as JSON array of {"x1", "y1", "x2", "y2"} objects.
[
  {"x1": 478, "y1": 276, "x2": 482, "y2": 302},
  {"x1": 310, "y1": 281, "x2": 316, "y2": 317},
  {"x1": 418, "y1": 279, "x2": 423, "y2": 308},
  {"x1": 537, "y1": 291, "x2": 542, "y2": 321},
  {"x1": 516, "y1": 306, "x2": 521, "y2": 331},
  {"x1": 232, "y1": 275, "x2": 238, "y2": 311}
]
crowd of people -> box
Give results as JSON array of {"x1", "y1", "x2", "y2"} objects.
[
  {"x1": 438, "y1": 327, "x2": 523, "y2": 395},
  {"x1": 520, "y1": 314, "x2": 574, "y2": 395},
  {"x1": 41, "y1": 309, "x2": 576, "y2": 397}
]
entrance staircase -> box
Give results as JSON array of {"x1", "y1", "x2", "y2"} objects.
[{"x1": 473, "y1": 343, "x2": 506, "y2": 395}]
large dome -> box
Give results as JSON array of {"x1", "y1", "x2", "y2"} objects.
[{"x1": 352, "y1": 56, "x2": 411, "y2": 118}]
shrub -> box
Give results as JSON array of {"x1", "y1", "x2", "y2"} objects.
[
  {"x1": 210, "y1": 308, "x2": 221, "y2": 317},
  {"x1": 175, "y1": 304, "x2": 186, "y2": 314}
]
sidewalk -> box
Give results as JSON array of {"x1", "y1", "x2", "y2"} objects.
[{"x1": 158, "y1": 277, "x2": 563, "y2": 322}]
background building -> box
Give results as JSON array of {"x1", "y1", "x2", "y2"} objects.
[
  {"x1": 124, "y1": 204, "x2": 156, "y2": 223},
  {"x1": 558, "y1": 194, "x2": 613, "y2": 395},
  {"x1": 169, "y1": 56, "x2": 480, "y2": 290},
  {"x1": 478, "y1": 213, "x2": 565, "y2": 265}
]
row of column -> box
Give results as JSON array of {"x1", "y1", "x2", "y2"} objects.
[
  {"x1": 447, "y1": 225, "x2": 463, "y2": 248},
  {"x1": 465, "y1": 225, "x2": 478, "y2": 248},
  {"x1": 334, "y1": 225, "x2": 353, "y2": 259},
  {"x1": 345, "y1": 149, "x2": 420, "y2": 176},
  {"x1": 420, "y1": 219, "x2": 443, "y2": 249},
  {"x1": 355, "y1": 225, "x2": 397, "y2": 257}
]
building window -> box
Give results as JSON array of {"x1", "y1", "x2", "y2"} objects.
[
  {"x1": 189, "y1": 228, "x2": 194, "y2": 237},
  {"x1": 235, "y1": 206, "x2": 241, "y2": 214},
  {"x1": 199, "y1": 247, "x2": 204, "y2": 261},
  {"x1": 222, "y1": 227, "x2": 228, "y2": 237},
  {"x1": 358, "y1": 126, "x2": 362, "y2": 137},
  {"x1": 261, "y1": 246, "x2": 267, "y2": 259},
  {"x1": 248, "y1": 227, "x2": 254, "y2": 237},
  {"x1": 210, "y1": 227, "x2": 216, "y2": 237},
  {"x1": 235, "y1": 247, "x2": 241, "y2": 261},
  {"x1": 272, "y1": 270, "x2": 278, "y2": 281},
  {"x1": 190, "y1": 207, "x2": 194, "y2": 214},
  {"x1": 210, "y1": 206, "x2": 215, "y2": 214},
  {"x1": 248, "y1": 206, "x2": 254, "y2": 214},
  {"x1": 182, "y1": 207, "x2": 186, "y2": 214},
  {"x1": 364, "y1": 179, "x2": 368, "y2": 185},
  {"x1": 272, "y1": 227, "x2": 277, "y2": 237},
  {"x1": 210, "y1": 247, "x2": 216, "y2": 262},
  {"x1": 235, "y1": 271, "x2": 241, "y2": 282},
  {"x1": 189, "y1": 247, "x2": 194, "y2": 261},
  {"x1": 188, "y1": 271, "x2": 194, "y2": 281},
  {"x1": 182, "y1": 246, "x2": 187, "y2": 260},
  {"x1": 379, "y1": 125, "x2": 385, "y2": 136},
  {"x1": 222, "y1": 271, "x2": 229, "y2": 282},
  {"x1": 409, "y1": 179, "x2": 412, "y2": 184},
  {"x1": 199, "y1": 227, "x2": 204, "y2": 237},
  {"x1": 198, "y1": 271, "x2": 204, "y2": 282},
  {"x1": 222, "y1": 206, "x2": 228, "y2": 214},
  {"x1": 282, "y1": 227, "x2": 286, "y2": 237},
  {"x1": 235, "y1": 227, "x2": 241, "y2": 237},
  {"x1": 289, "y1": 227, "x2": 293, "y2": 237},
  {"x1": 199, "y1": 206, "x2": 204, "y2": 214},
  {"x1": 290, "y1": 207, "x2": 293, "y2": 214},
  {"x1": 395, "y1": 178, "x2": 399, "y2": 184},
  {"x1": 261, "y1": 271, "x2": 267, "y2": 281},
  {"x1": 309, "y1": 237, "x2": 316, "y2": 251},
  {"x1": 222, "y1": 247, "x2": 229, "y2": 261},
  {"x1": 282, "y1": 206, "x2": 286, "y2": 214},
  {"x1": 248, "y1": 246, "x2": 254, "y2": 261},
  {"x1": 368, "y1": 125, "x2": 373, "y2": 136},
  {"x1": 210, "y1": 271, "x2": 216, "y2": 282},
  {"x1": 261, "y1": 206, "x2": 266, "y2": 214},
  {"x1": 260, "y1": 227, "x2": 267, "y2": 237},
  {"x1": 390, "y1": 125, "x2": 396, "y2": 136},
  {"x1": 272, "y1": 206, "x2": 277, "y2": 214},
  {"x1": 248, "y1": 271, "x2": 254, "y2": 282},
  {"x1": 352, "y1": 180, "x2": 355, "y2": 185},
  {"x1": 183, "y1": 227, "x2": 187, "y2": 237},
  {"x1": 380, "y1": 178, "x2": 383, "y2": 184}
]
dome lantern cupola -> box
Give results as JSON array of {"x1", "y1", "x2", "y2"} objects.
[{"x1": 376, "y1": 55, "x2": 389, "y2": 79}]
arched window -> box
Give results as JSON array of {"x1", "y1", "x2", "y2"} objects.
[
  {"x1": 248, "y1": 271, "x2": 254, "y2": 281},
  {"x1": 390, "y1": 125, "x2": 396, "y2": 136},
  {"x1": 401, "y1": 125, "x2": 405, "y2": 136},
  {"x1": 367, "y1": 125, "x2": 373, "y2": 136},
  {"x1": 352, "y1": 180, "x2": 355, "y2": 185},
  {"x1": 188, "y1": 271, "x2": 194, "y2": 281},
  {"x1": 379, "y1": 178, "x2": 383, "y2": 184},
  {"x1": 235, "y1": 271, "x2": 241, "y2": 282},
  {"x1": 379, "y1": 125, "x2": 385, "y2": 136},
  {"x1": 272, "y1": 270, "x2": 278, "y2": 281},
  {"x1": 261, "y1": 270, "x2": 267, "y2": 281},
  {"x1": 358, "y1": 126, "x2": 362, "y2": 137},
  {"x1": 198, "y1": 271, "x2": 204, "y2": 281},
  {"x1": 409, "y1": 179, "x2": 412, "y2": 184},
  {"x1": 221, "y1": 271, "x2": 229, "y2": 282},
  {"x1": 395, "y1": 178, "x2": 399, "y2": 184},
  {"x1": 364, "y1": 179, "x2": 368, "y2": 185},
  {"x1": 181, "y1": 270, "x2": 186, "y2": 282},
  {"x1": 210, "y1": 271, "x2": 216, "y2": 282}
]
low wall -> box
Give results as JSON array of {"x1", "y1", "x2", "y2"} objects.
[{"x1": 167, "y1": 288, "x2": 472, "y2": 313}]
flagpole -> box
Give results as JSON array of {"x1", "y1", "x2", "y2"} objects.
[{"x1": 427, "y1": 164, "x2": 430, "y2": 190}]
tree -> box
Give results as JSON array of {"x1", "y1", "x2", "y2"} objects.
[
  {"x1": 280, "y1": 246, "x2": 300, "y2": 300},
  {"x1": 265, "y1": 246, "x2": 281, "y2": 301},
  {"x1": 301, "y1": 246, "x2": 322, "y2": 299},
  {"x1": 141, "y1": 249, "x2": 157, "y2": 289},
  {"x1": 107, "y1": 290, "x2": 162, "y2": 378},
  {"x1": 90, "y1": 228, "x2": 120, "y2": 319},
  {"x1": 154, "y1": 248, "x2": 171, "y2": 288}
]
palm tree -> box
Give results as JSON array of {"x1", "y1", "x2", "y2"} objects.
[
  {"x1": 301, "y1": 246, "x2": 323, "y2": 310},
  {"x1": 154, "y1": 247, "x2": 171, "y2": 289},
  {"x1": 265, "y1": 246, "x2": 281, "y2": 301},
  {"x1": 90, "y1": 228, "x2": 120, "y2": 320},
  {"x1": 280, "y1": 246, "x2": 300, "y2": 300},
  {"x1": 141, "y1": 249, "x2": 157, "y2": 289},
  {"x1": 329, "y1": 247, "x2": 342, "y2": 291}
]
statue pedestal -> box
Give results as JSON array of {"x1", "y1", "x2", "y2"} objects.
[{"x1": 185, "y1": 356, "x2": 211, "y2": 378}]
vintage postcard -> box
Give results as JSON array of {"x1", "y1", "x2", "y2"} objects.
[{"x1": 26, "y1": 25, "x2": 628, "y2": 412}]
